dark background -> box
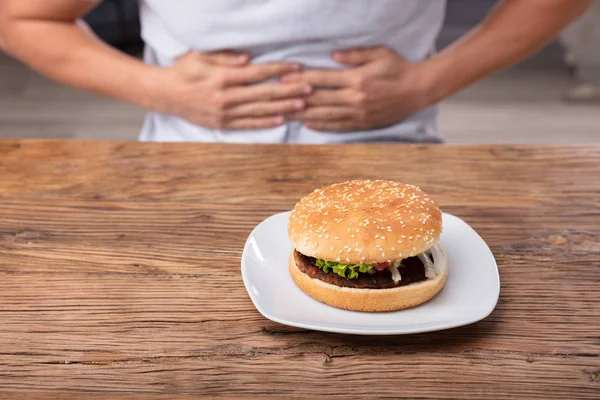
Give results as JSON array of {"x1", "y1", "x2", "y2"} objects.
[{"x1": 84, "y1": 0, "x2": 141, "y2": 53}]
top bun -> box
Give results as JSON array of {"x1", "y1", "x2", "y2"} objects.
[{"x1": 288, "y1": 180, "x2": 442, "y2": 264}]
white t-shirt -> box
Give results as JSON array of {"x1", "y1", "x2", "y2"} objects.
[{"x1": 138, "y1": 0, "x2": 447, "y2": 143}]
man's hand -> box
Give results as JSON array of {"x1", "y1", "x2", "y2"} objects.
[
  {"x1": 281, "y1": 46, "x2": 433, "y2": 132},
  {"x1": 160, "y1": 51, "x2": 312, "y2": 130}
]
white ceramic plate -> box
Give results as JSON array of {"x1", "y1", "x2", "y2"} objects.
[{"x1": 241, "y1": 212, "x2": 500, "y2": 335}]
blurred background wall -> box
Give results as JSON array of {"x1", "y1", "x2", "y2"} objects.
[{"x1": 1, "y1": 0, "x2": 598, "y2": 143}]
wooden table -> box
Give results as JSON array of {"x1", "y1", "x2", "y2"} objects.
[{"x1": 0, "y1": 140, "x2": 598, "y2": 399}]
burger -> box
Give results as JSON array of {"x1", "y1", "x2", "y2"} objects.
[{"x1": 287, "y1": 180, "x2": 447, "y2": 312}]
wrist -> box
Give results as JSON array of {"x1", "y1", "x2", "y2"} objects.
[
  {"x1": 139, "y1": 65, "x2": 174, "y2": 114},
  {"x1": 413, "y1": 56, "x2": 453, "y2": 107}
]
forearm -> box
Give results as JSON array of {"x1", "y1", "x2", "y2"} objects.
[
  {"x1": 0, "y1": 13, "x2": 165, "y2": 111},
  {"x1": 423, "y1": 0, "x2": 593, "y2": 103}
]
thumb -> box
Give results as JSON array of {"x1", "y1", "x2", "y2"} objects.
[
  {"x1": 204, "y1": 50, "x2": 250, "y2": 66},
  {"x1": 333, "y1": 46, "x2": 389, "y2": 66}
]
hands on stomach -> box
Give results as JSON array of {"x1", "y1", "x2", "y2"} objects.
[{"x1": 161, "y1": 46, "x2": 433, "y2": 132}]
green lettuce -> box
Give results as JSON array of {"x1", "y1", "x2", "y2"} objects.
[{"x1": 315, "y1": 259, "x2": 375, "y2": 279}]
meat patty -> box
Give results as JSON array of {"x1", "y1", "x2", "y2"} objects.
[{"x1": 293, "y1": 250, "x2": 427, "y2": 289}]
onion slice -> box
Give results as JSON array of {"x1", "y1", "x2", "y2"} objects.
[
  {"x1": 418, "y1": 252, "x2": 436, "y2": 279},
  {"x1": 389, "y1": 264, "x2": 402, "y2": 283},
  {"x1": 419, "y1": 244, "x2": 444, "y2": 279},
  {"x1": 430, "y1": 244, "x2": 445, "y2": 275}
]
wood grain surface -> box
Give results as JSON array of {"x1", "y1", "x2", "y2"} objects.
[{"x1": 0, "y1": 140, "x2": 599, "y2": 399}]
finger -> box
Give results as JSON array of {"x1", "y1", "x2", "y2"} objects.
[
  {"x1": 204, "y1": 50, "x2": 250, "y2": 66},
  {"x1": 224, "y1": 63, "x2": 301, "y2": 86},
  {"x1": 226, "y1": 99, "x2": 305, "y2": 118},
  {"x1": 305, "y1": 89, "x2": 356, "y2": 107},
  {"x1": 305, "y1": 120, "x2": 360, "y2": 132},
  {"x1": 280, "y1": 70, "x2": 353, "y2": 88},
  {"x1": 333, "y1": 46, "x2": 389, "y2": 66},
  {"x1": 289, "y1": 107, "x2": 355, "y2": 122},
  {"x1": 177, "y1": 50, "x2": 204, "y2": 63},
  {"x1": 225, "y1": 116, "x2": 286, "y2": 130},
  {"x1": 225, "y1": 83, "x2": 312, "y2": 106}
]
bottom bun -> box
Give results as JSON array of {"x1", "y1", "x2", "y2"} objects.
[{"x1": 288, "y1": 249, "x2": 448, "y2": 312}]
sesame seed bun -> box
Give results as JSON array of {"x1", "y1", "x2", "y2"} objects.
[
  {"x1": 289, "y1": 249, "x2": 448, "y2": 312},
  {"x1": 288, "y1": 180, "x2": 442, "y2": 264}
]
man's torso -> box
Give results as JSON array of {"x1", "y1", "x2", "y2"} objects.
[{"x1": 139, "y1": 0, "x2": 447, "y2": 143}]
